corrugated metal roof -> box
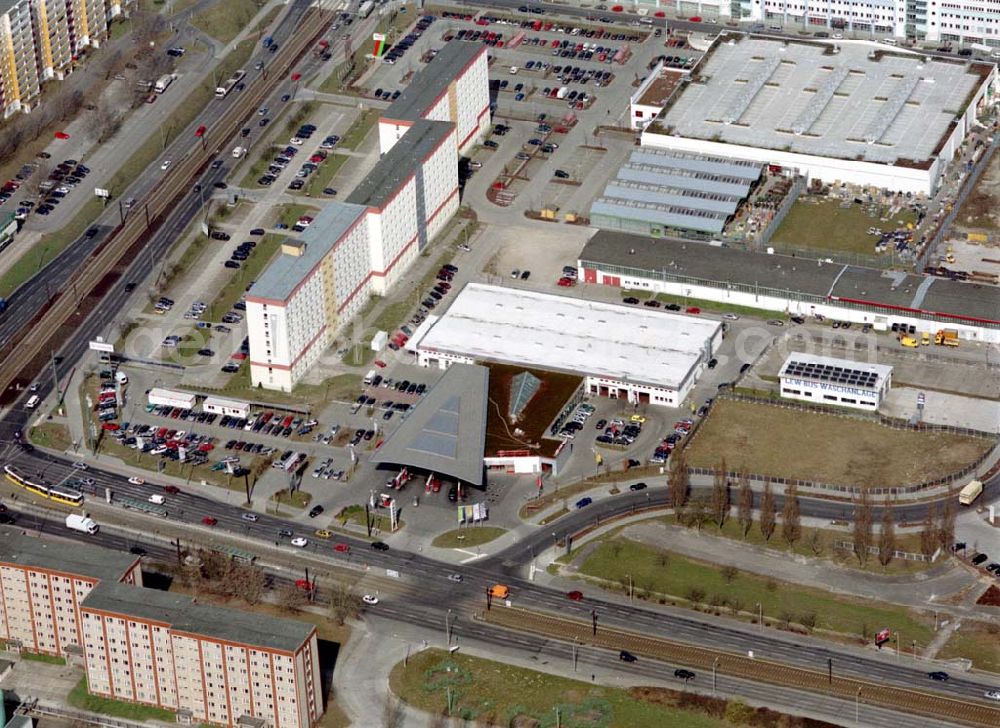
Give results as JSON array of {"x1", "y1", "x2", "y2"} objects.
[
  {"x1": 618, "y1": 165, "x2": 753, "y2": 197},
  {"x1": 629, "y1": 149, "x2": 762, "y2": 180},
  {"x1": 602, "y1": 181, "x2": 741, "y2": 215},
  {"x1": 591, "y1": 199, "x2": 728, "y2": 234}
]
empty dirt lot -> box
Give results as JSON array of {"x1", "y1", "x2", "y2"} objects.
[{"x1": 685, "y1": 399, "x2": 991, "y2": 488}]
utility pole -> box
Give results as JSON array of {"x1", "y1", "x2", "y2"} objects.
[
  {"x1": 712, "y1": 657, "x2": 720, "y2": 695},
  {"x1": 572, "y1": 637, "x2": 578, "y2": 672},
  {"x1": 445, "y1": 608, "x2": 452, "y2": 645},
  {"x1": 591, "y1": 609, "x2": 598, "y2": 636},
  {"x1": 50, "y1": 350, "x2": 62, "y2": 405},
  {"x1": 828, "y1": 658, "x2": 832, "y2": 685}
]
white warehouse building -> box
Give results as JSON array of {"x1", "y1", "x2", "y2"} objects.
[
  {"x1": 378, "y1": 41, "x2": 491, "y2": 155},
  {"x1": 779, "y1": 354, "x2": 893, "y2": 411},
  {"x1": 413, "y1": 283, "x2": 723, "y2": 407},
  {"x1": 641, "y1": 34, "x2": 997, "y2": 195}
]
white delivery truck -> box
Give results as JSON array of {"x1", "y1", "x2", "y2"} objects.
[
  {"x1": 363, "y1": 369, "x2": 377, "y2": 385},
  {"x1": 232, "y1": 146, "x2": 246, "y2": 158},
  {"x1": 66, "y1": 513, "x2": 100, "y2": 534},
  {"x1": 959, "y1": 479, "x2": 983, "y2": 506}
]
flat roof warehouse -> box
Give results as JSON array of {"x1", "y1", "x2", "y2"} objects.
[
  {"x1": 415, "y1": 283, "x2": 721, "y2": 390},
  {"x1": 654, "y1": 35, "x2": 992, "y2": 166}
]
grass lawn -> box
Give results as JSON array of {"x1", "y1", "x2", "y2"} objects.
[
  {"x1": 390, "y1": 648, "x2": 729, "y2": 727},
  {"x1": 652, "y1": 291, "x2": 788, "y2": 320},
  {"x1": 190, "y1": 363, "x2": 360, "y2": 409},
  {"x1": 69, "y1": 677, "x2": 176, "y2": 721},
  {"x1": 431, "y1": 527, "x2": 506, "y2": 549},
  {"x1": 336, "y1": 504, "x2": 401, "y2": 532},
  {"x1": 192, "y1": 0, "x2": 267, "y2": 42},
  {"x1": 772, "y1": 197, "x2": 917, "y2": 255},
  {"x1": 937, "y1": 622, "x2": 1000, "y2": 672},
  {"x1": 207, "y1": 234, "x2": 283, "y2": 321},
  {"x1": 28, "y1": 422, "x2": 72, "y2": 452},
  {"x1": 271, "y1": 202, "x2": 321, "y2": 228},
  {"x1": 338, "y1": 108, "x2": 379, "y2": 151},
  {"x1": 293, "y1": 153, "x2": 348, "y2": 198},
  {"x1": 239, "y1": 149, "x2": 279, "y2": 189},
  {"x1": 21, "y1": 651, "x2": 65, "y2": 664},
  {"x1": 270, "y1": 488, "x2": 313, "y2": 509},
  {"x1": 580, "y1": 539, "x2": 934, "y2": 645},
  {"x1": 685, "y1": 399, "x2": 990, "y2": 488}
]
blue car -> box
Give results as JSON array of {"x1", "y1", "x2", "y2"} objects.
[{"x1": 575, "y1": 497, "x2": 593, "y2": 509}]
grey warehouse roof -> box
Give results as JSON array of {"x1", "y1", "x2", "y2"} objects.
[
  {"x1": 249, "y1": 201, "x2": 367, "y2": 303},
  {"x1": 579, "y1": 231, "x2": 1000, "y2": 324},
  {"x1": 381, "y1": 42, "x2": 484, "y2": 122},
  {"x1": 370, "y1": 363, "x2": 488, "y2": 485},
  {"x1": 657, "y1": 35, "x2": 988, "y2": 165},
  {"x1": 0, "y1": 527, "x2": 138, "y2": 583},
  {"x1": 346, "y1": 119, "x2": 454, "y2": 209},
  {"x1": 591, "y1": 149, "x2": 762, "y2": 234},
  {"x1": 82, "y1": 582, "x2": 315, "y2": 653}
]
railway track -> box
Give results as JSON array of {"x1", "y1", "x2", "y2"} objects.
[
  {"x1": 0, "y1": 6, "x2": 333, "y2": 400},
  {"x1": 481, "y1": 606, "x2": 1000, "y2": 727}
]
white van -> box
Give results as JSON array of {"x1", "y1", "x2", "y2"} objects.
[
  {"x1": 25, "y1": 395, "x2": 40, "y2": 409},
  {"x1": 148, "y1": 494, "x2": 166, "y2": 505},
  {"x1": 115, "y1": 370, "x2": 128, "y2": 385},
  {"x1": 363, "y1": 369, "x2": 377, "y2": 386}
]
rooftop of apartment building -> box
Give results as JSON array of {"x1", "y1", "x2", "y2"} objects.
[
  {"x1": 82, "y1": 581, "x2": 315, "y2": 653},
  {"x1": 249, "y1": 201, "x2": 369, "y2": 303},
  {"x1": 0, "y1": 527, "x2": 139, "y2": 583},
  {"x1": 380, "y1": 41, "x2": 484, "y2": 123},
  {"x1": 345, "y1": 118, "x2": 455, "y2": 210}
]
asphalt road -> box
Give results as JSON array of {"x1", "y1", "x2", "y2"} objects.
[
  {"x1": 0, "y1": 0, "x2": 317, "y2": 352},
  {"x1": 3, "y1": 449, "x2": 998, "y2": 715}
]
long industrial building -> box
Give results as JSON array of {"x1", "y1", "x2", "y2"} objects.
[
  {"x1": 0, "y1": 528, "x2": 322, "y2": 728},
  {"x1": 247, "y1": 39, "x2": 488, "y2": 392},
  {"x1": 414, "y1": 283, "x2": 722, "y2": 407},
  {"x1": 0, "y1": 0, "x2": 130, "y2": 117},
  {"x1": 641, "y1": 35, "x2": 997, "y2": 195}
]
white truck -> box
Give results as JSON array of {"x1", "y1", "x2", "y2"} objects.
[
  {"x1": 232, "y1": 146, "x2": 246, "y2": 159},
  {"x1": 358, "y1": 0, "x2": 374, "y2": 18},
  {"x1": 65, "y1": 513, "x2": 99, "y2": 534},
  {"x1": 154, "y1": 74, "x2": 174, "y2": 94},
  {"x1": 959, "y1": 479, "x2": 983, "y2": 506}
]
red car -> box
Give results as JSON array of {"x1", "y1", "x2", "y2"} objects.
[
  {"x1": 567, "y1": 590, "x2": 584, "y2": 601},
  {"x1": 195, "y1": 125, "x2": 206, "y2": 137},
  {"x1": 689, "y1": 16, "x2": 702, "y2": 22},
  {"x1": 54, "y1": 131, "x2": 70, "y2": 139},
  {"x1": 334, "y1": 543, "x2": 350, "y2": 553},
  {"x1": 686, "y1": 306, "x2": 701, "y2": 314},
  {"x1": 164, "y1": 485, "x2": 181, "y2": 494},
  {"x1": 201, "y1": 516, "x2": 218, "y2": 526},
  {"x1": 101, "y1": 422, "x2": 120, "y2": 431},
  {"x1": 557, "y1": 277, "x2": 575, "y2": 287},
  {"x1": 374, "y1": 359, "x2": 387, "y2": 368},
  {"x1": 295, "y1": 579, "x2": 315, "y2": 591}
]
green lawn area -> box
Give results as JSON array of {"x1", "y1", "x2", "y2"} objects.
[
  {"x1": 69, "y1": 677, "x2": 176, "y2": 721},
  {"x1": 27, "y1": 422, "x2": 72, "y2": 453},
  {"x1": 293, "y1": 153, "x2": 348, "y2": 198},
  {"x1": 271, "y1": 202, "x2": 321, "y2": 228},
  {"x1": 207, "y1": 234, "x2": 283, "y2": 321},
  {"x1": 239, "y1": 148, "x2": 279, "y2": 189},
  {"x1": 772, "y1": 197, "x2": 917, "y2": 255},
  {"x1": 191, "y1": 0, "x2": 267, "y2": 43},
  {"x1": 188, "y1": 363, "x2": 360, "y2": 410},
  {"x1": 21, "y1": 651, "x2": 66, "y2": 664},
  {"x1": 431, "y1": 527, "x2": 506, "y2": 549},
  {"x1": 651, "y1": 291, "x2": 787, "y2": 320},
  {"x1": 937, "y1": 622, "x2": 1000, "y2": 672},
  {"x1": 685, "y1": 399, "x2": 990, "y2": 488},
  {"x1": 579, "y1": 539, "x2": 934, "y2": 645},
  {"x1": 270, "y1": 488, "x2": 312, "y2": 508},
  {"x1": 390, "y1": 649, "x2": 730, "y2": 727},
  {"x1": 338, "y1": 108, "x2": 379, "y2": 151}
]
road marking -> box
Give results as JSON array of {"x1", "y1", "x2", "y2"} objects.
[{"x1": 459, "y1": 552, "x2": 487, "y2": 563}]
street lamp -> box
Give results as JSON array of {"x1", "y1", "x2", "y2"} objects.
[
  {"x1": 855, "y1": 687, "x2": 862, "y2": 725},
  {"x1": 712, "y1": 657, "x2": 720, "y2": 695}
]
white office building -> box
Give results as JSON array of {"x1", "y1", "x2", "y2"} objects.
[
  {"x1": 778, "y1": 353, "x2": 893, "y2": 410},
  {"x1": 414, "y1": 283, "x2": 722, "y2": 407},
  {"x1": 378, "y1": 41, "x2": 491, "y2": 155},
  {"x1": 641, "y1": 34, "x2": 997, "y2": 195}
]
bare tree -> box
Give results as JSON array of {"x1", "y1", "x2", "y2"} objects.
[
  {"x1": 806, "y1": 529, "x2": 825, "y2": 556},
  {"x1": 687, "y1": 497, "x2": 710, "y2": 532},
  {"x1": 781, "y1": 482, "x2": 802, "y2": 547},
  {"x1": 759, "y1": 479, "x2": 776, "y2": 542},
  {"x1": 711, "y1": 458, "x2": 729, "y2": 529},
  {"x1": 919, "y1": 502, "x2": 938, "y2": 558},
  {"x1": 737, "y1": 469, "x2": 753, "y2": 539},
  {"x1": 852, "y1": 490, "x2": 874, "y2": 566},
  {"x1": 667, "y1": 448, "x2": 689, "y2": 522},
  {"x1": 720, "y1": 565, "x2": 739, "y2": 583},
  {"x1": 223, "y1": 563, "x2": 268, "y2": 605},
  {"x1": 878, "y1": 504, "x2": 896, "y2": 568},
  {"x1": 277, "y1": 584, "x2": 308, "y2": 613},
  {"x1": 937, "y1": 495, "x2": 956, "y2": 552},
  {"x1": 328, "y1": 582, "x2": 361, "y2": 626},
  {"x1": 23, "y1": 159, "x2": 49, "y2": 198}
]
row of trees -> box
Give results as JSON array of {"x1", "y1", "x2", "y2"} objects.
[{"x1": 666, "y1": 456, "x2": 954, "y2": 567}]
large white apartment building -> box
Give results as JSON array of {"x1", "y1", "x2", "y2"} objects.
[
  {"x1": 0, "y1": 528, "x2": 322, "y2": 728},
  {"x1": 378, "y1": 40, "x2": 490, "y2": 155},
  {"x1": 247, "y1": 41, "x2": 484, "y2": 392},
  {"x1": 0, "y1": 0, "x2": 129, "y2": 116}
]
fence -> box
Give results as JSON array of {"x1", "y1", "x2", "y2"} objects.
[
  {"x1": 685, "y1": 393, "x2": 1000, "y2": 497},
  {"x1": 833, "y1": 541, "x2": 940, "y2": 563},
  {"x1": 756, "y1": 174, "x2": 805, "y2": 249}
]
